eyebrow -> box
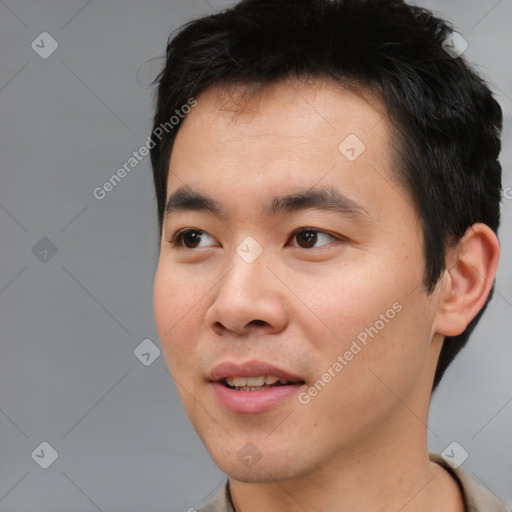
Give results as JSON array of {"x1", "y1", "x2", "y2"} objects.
[{"x1": 164, "y1": 185, "x2": 370, "y2": 221}]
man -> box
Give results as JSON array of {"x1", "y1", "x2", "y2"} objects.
[{"x1": 150, "y1": 0, "x2": 509, "y2": 510}]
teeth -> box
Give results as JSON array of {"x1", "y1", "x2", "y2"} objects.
[
  {"x1": 232, "y1": 377, "x2": 247, "y2": 387},
  {"x1": 246, "y1": 376, "x2": 265, "y2": 387},
  {"x1": 224, "y1": 375, "x2": 290, "y2": 387}
]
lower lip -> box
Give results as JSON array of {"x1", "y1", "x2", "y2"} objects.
[{"x1": 211, "y1": 382, "x2": 304, "y2": 414}]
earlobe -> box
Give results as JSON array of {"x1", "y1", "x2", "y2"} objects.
[{"x1": 434, "y1": 223, "x2": 500, "y2": 337}]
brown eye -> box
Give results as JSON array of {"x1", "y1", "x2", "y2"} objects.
[
  {"x1": 291, "y1": 229, "x2": 337, "y2": 249},
  {"x1": 174, "y1": 229, "x2": 216, "y2": 249},
  {"x1": 295, "y1": 230, "x2": 318, "y2": 248}
]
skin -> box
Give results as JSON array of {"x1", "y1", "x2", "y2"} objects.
[{"x1": 153, "y1": 79, "x2": 500, "y2": 512}]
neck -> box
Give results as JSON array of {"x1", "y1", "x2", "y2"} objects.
[{"x1": 229, "y1": 427, "x2": 465, "y2": 512}]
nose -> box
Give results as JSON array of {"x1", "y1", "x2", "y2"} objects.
[{"x1": 205, "y1": 251, "x2": 289, "y2": 337}]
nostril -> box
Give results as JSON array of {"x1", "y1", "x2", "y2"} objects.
[
  {"x1": 210, "y1": 319, "x2": 270, "y2": 336},
  {"x1": 213, "y1": 321, "x2": 225, "y2": 331}
]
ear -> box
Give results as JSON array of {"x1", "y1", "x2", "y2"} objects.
[{"x1": 434, "y1": 223, "x2": 500, "y2": 337}]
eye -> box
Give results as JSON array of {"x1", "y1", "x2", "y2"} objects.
[
  {"x1": 289, "y1": 228, "x2": 338, "y2": 249},
  {"x1": 172, "y1": 229, "x2": 217, "y2": 249},
  {"x1": 171, "y1": 227, "x2": 341, "y2": 250}
]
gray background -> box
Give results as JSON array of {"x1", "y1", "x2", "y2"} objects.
[{"x1": 0, "y1": 0, "x2": 510, "y2": 510}]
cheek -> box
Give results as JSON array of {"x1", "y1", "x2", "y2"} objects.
[
  {"x1": 290, "y1": 261, "x2": 399, "y2": 345},
  {"x1": 295, "y1": 292, "x2": 435, "y2": 446},
  {"x1": 292, "y1": 252, "x2": 431, "y2": 374},
  {"x1": 153, "y1": 261, "x2": 206, "y2": 369}
]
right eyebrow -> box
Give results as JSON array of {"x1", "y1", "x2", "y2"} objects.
[{"x1": 164, "y1": 187, "x2": 225, "y2": 218}]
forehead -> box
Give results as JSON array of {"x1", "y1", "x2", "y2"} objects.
[
  {"x1": 178, "y1": 78, "x2": 389, "y2": 147},
  {"x1": 167, "y1": 79, "x2": 404, "y2": 217}
]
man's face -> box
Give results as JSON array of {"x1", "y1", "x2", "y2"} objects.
[{"x1": 153, "y1": 80, "x2": 443, "y2": 482}]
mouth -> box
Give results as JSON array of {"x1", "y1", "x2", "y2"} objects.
[
  {"x1": 221, "y1": 375, "x2": 304, "y2": 391},
  {"x1": 208, "y1": 361, "x2": 306, "y2": 413}
]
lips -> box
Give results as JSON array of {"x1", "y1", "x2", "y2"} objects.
[{"x1": 208, "y1": 360, "x2": 306, "y2": 414}]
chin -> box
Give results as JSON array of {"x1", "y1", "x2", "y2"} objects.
[
  {"x1": 207, "y1": 443, "x2": 315, "y2": 484},
  {"x1": 220, "y1": 461, "x2": 303, "y2": 483}
]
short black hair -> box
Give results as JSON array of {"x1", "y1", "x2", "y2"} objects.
[{"x1": 150, "y1": 0, "x2": 502, "y2": 391}]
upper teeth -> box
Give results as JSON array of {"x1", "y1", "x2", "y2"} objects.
[{"x1": 225, "y1": 376, "x2": 290, "y2": 387}]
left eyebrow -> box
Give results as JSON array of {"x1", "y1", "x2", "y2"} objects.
[
  {"x1": 164, "y1": 185, "x2": 371, "y2": 222},
  {"x1": 264, "y1": 186, "x2": 371, "y2": 221}
]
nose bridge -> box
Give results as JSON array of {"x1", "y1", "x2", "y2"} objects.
[
  {"x1": 206, "y1": 242, "x2": 288, "y2": 335},
  {"x1": 221, "y1": 242, "x2": 270, "y2": 301}
]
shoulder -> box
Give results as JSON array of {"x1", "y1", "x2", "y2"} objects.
[
  {"x1": 429, "y1": 453, "x2": 510, "y2": 512},
  {"x1": 194, "y1": 480, "x2": 233, "y2": 512}
]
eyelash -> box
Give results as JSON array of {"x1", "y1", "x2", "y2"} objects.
[{"x1": 171, "y1": 228, "x2": 342, "y2": 250}]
